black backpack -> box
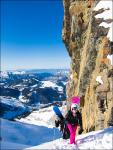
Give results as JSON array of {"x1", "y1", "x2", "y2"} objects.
[
  {"x1": 62, "y1": 122, "x2": 70, "y2": 139},
  {"x1": 55, "y1": 119, "x2": 70, "y2": 139}
]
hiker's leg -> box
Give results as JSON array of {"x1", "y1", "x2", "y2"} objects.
[
  {"x1": 73, "y1": 125, "x2": 78, "y2": 143},
  {"x1": 70, "y1": 125, "x2": 78, "y2": 144},
  {"x1": 67, "y1": 123, "x2": 75, "y2": 144}
]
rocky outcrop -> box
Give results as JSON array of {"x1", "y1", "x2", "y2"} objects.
[{"x1": 62, "y1": 0, "x2": 113, "y2": 132}]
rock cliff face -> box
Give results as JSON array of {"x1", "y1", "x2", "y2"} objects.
[{"x1": 62, "y1": 0, "x2": 113, "y2": 132}]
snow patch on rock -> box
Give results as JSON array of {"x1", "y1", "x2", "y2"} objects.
[{"x1": 96, "y1": 76, "x2": 103, "y2": 84}]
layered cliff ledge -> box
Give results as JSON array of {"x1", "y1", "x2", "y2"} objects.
[{"x1": 62, "y1": 0, "x2": 113, "y2": 132}]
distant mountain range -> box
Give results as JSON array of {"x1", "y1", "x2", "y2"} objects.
[{"x1": 0, "y1": 69, "x2": 69, "y2": 120}]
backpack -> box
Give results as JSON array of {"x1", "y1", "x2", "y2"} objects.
[
  {"x1": 55, "y1": 119, "x2": 70, "y2": 139},
  {"x1": 62, "y1": 122, "x2": 70, "y2": 139}
]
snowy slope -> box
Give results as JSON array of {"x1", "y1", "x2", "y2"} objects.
[
  {"x1": 15, "y1": 106, "x2": 56, "y2": 127},
  {"x1": 0, "y1": 106, "x2": 62, "y2": 149},
  {"x1": 1, "y1": 141, "x2": 29, "y2": 150},
  {"x1": 0, "y1": 118, "x2": 61, "y2": 149},
  {"x1": 27, "y1": 126, "x2": 113, "y2": 150},
  {"x1": 1, "y1": 105, "x2": 113, "y2": 150}
]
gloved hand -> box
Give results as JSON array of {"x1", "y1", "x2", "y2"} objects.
[{"x1": 78, "y1": 127, "x2": 84, "y2": 134}]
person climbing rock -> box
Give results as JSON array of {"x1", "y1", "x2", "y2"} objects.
[{"x1": 65, "y1": 96, "x2": 83, "y2": 144}]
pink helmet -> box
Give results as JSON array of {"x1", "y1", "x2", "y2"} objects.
[
  {"x1": 71, "y1": 96, "x2": 80, "y2": 104},
  {"x1": 71, "y1": 96, "x2": 80, "y2": 111}
]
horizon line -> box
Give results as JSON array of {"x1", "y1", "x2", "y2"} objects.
[{"x1": 1, "y1": 68, "x2": 70, "y2": 72}]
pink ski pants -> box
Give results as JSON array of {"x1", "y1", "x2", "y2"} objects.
[{"x1": 67, "y1": 123, "x2": 78, "y2": 144}]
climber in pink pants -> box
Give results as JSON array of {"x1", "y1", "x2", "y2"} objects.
[{"x1": 65, "y1": 96, "x2": 83, "y2": 144}]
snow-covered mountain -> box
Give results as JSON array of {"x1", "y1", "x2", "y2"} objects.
[
  {"x1": 0, "y1": 69, "x2": 69, "y2": 120},
  {"x1": 40, "y1": 81, "x2": 63, "y2": 92},
  {"x1": 1, "y1": 105, "x2": 113, "y2": 150},
  {"x1": 0, "y1": 71, "x2": 9, "y2": 78},
  {"x1": 0, "y1": 97, "x2": 32, "y2": 120},
  {"x1": 0, "y1": 70, "x2": 68, "y2": 99}
]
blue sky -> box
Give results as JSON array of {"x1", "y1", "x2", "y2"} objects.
[{"x1": 1, "y1": 0, "x2": 70, "y2": 71}]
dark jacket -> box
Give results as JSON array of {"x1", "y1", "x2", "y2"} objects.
[{"x1": 65, "y1": 110, "x2": 83, "y2": 127}]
